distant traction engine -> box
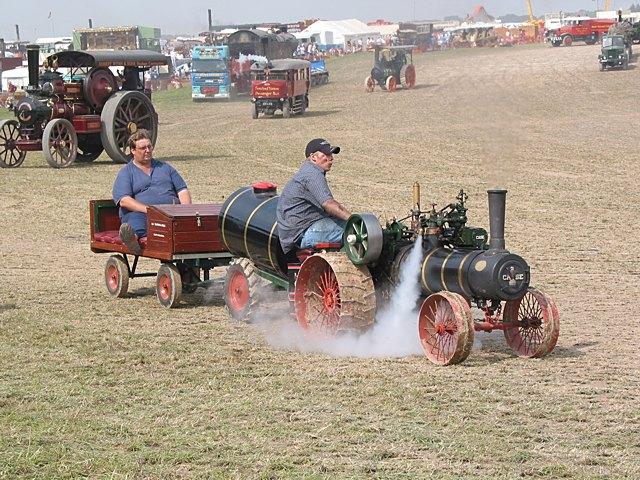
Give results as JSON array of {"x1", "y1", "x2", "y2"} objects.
[{"x1": 0, "y1": 44, "x2": 166, "y2": 168}]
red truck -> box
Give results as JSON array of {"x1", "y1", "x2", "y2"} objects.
[{"x1": 547, "y1": 18, "x2": 615, "y2": 46}]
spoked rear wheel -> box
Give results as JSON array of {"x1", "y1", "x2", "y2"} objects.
[
  {"x1": 0, "y1": 119, "x2": 26, "y2": 168},
  {"x1": 503, "y1": 287, "x2": 560, "y2": 358},
  {"x1": 400, "y1": 64, "x2": 417, "y2": 88},
  {"x1": 294, "y1": 252, "x2": 375, "y2": 336},
  {"x1": 101, "y1": 90, "x2": 158, "y2": 164},
  {"x1": 418, "y1": 292, "x2": 474, "y2": 365}
]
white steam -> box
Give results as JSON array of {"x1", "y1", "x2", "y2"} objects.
[{"x1": 255, "y1": 236, "x2": 425, "y2": 358}]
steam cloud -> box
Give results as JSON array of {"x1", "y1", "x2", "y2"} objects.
[{"x1": 254, "y1": 236, "x2": 425, "y2": 358}]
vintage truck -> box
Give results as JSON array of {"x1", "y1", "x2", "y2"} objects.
[{"x1": 547, "y1": 18, "x2": 615, "y2": 46}]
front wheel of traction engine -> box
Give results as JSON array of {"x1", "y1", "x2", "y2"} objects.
[
  {"x1": 105, "y1": 255, "x2": 129, "y2": 298},
  {"x1": 156, "y1": 263, "x2": 182, "y2": 308},
  {"x1": 364, "y1": 75, "x2": 375, "y2": 93},
  {"x1": 224, "y1": 258, "x2": 262, "y2": 322},
  {"x1": 43, "y1": 118, "x2": 78, "y2": 168},
  {"x1": 101, "y1": 90, "x2": 158, "y2": 164},
  {"x1": 294, "y1": 252, "x2": 376, "y2": 336},
  {"x1": 418, "y1": 292, "x2": 474, "y2": 366},
  {"x1": 503, "y1": 287, "x2": 560, "y2": 358}
]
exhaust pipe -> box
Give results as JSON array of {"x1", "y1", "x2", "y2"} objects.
[
  {"x1": 26, "y1": 44, "x2": 40, "y2": 90},
  {"x1": 487, "y1": 189, "x2": 507, "y2": 251}
]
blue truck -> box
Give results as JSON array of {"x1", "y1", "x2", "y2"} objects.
[
  {"x1": 191, "y1": 45, "x2": 233, "y2": 100},
  {"x1": 309, "y1": 59, "x2": 329, "y2": 86}
]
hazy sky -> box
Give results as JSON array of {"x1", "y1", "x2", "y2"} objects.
[{"x1": 0, "y1": 0, "x2": 611, "y2": 40}]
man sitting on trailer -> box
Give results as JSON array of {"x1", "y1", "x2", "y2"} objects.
[
  {"x1": 112, "y1": 130, "x2": 192, "y2": 255},
  {"x1": 276, "y1": 138, "x2": 351, "y2": 254}
]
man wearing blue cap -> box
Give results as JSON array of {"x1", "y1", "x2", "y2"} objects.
[{"x1": 276, "y1": 138, "x2": 351, "y2": 254}]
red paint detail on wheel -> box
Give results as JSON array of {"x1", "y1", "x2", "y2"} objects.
[
  {"x1": 294, "y1": 255, "x2": 341, "y2": 336},
  {"x1": 227, "y1": 270, "x2": 250, "y2": 311},
  {"x1": 107, "y1": 264, "x2": 119, "y2": 291}
]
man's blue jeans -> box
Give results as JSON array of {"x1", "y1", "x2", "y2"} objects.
[{"x1": 300, "y1": 217, "x2": 346, "y2": 249}]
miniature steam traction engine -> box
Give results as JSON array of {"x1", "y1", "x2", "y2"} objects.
[
  {"x1": 365, "y1": 45, "x2": 417, "y2": 93},
  {"x1": 0, "y1": 45, "x2": 167, "y2": 168},
  {"x1": 219, "y1": 182, "x2": 559, "y2": 366}
]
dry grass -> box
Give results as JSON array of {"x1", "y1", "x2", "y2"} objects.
[{"x1": 1, "y1": 44, "x2": 639, "y2": 479}]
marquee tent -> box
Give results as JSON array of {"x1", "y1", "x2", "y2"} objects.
[{"x1": 297, "y1": 19, "x2": 381, "y2": 50}]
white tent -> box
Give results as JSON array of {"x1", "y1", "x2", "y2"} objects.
[
  {"x1": 298, "y1": 19, "x2": 381, "y2": 50},
  {"x1": 1, "y1": 66, "x2": 29, "y2": 91}
]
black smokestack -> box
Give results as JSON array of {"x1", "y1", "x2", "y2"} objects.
[
  {"x1": 487, "y1": 189, "x2": 507, "y2": 251},
  {"x1": 208, "y1": 9, "x2": 213, "y2": 32},
  {"x1": 26, "y1": 44, "x2": 40, "y2": 89},
  {"x1": 0, "y1": 38, "x2": 5, "y2": 59},
  {"x1": 89, "y1": 18, "x2": 93, "y2": 28},
  {"x1": 15, "y1": 24, "x2": 20, "y2": 42}
]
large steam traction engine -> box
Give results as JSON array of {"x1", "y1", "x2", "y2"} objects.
[
  {"x1": 219, "y1": 182, "x2": 559, "y2": 366},
  {"x1": 0, "y1": 45, "x2": 167, "y2": 168}
]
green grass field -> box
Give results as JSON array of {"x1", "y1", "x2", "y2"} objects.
[{"x1": 1, "y1": 46, "x2": 639, "y2": 479}]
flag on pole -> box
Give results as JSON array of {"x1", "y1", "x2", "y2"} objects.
[{"x1": 48, "y1": 11, "x2": 52, "y2": 19}]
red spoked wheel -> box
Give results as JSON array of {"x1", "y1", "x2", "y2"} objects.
[
  {"x1": 503, "y1": 287, "x2": 560, "y2": 358},
  {"x1": 156, "y1": 263, "x2": 182, "y2": 308},
  {"x1": 418, "y1": 292, "x2": 474, "y2": 366},
  {"x1": 385, "y1": 76, "x2": 397, "y2": 92},
  {"x1": 562, "y1": 35, "x2": 573, "y2": 47},
  {"x1": 223, "y1": 258, "x2": 262, "y2": 322},
  {"x1": 364, "y1": 75, "x2": 375, "y2": 93},
  {"x1": 294, "y1": 252, "x2": 376, "y2": 336},
  {"x1": 104, "y1": 255, "x2": 129, "y2": 298}
]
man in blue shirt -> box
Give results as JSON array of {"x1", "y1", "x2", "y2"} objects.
[
  {"x1": 112, "y1": 129, "x2": 191, "y2": 254},
  {"x1": 276, "y1": 138, "x2": 351, "y2": 254}
]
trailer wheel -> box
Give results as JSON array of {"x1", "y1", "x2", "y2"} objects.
[
  {"x1": 562, "y1": 35, "x2": 573, "y2": 47},
  {"x1": 43, "y1": 118, "x2": 77, "y2": 168},
  {"x1": 101, "y1": 91, "x2": 158, "y2": 164},
  {"x1": 294, "y1": 252, "x2": 376, "y2": 336},
  {"x1": 418, "y1": 292, "x2": 474, "y2": 366},
  {"x1": 282, "y1": 100, "x2": 291, "y2": 118},
  {"x1": 251, "y1": 103, "x2": 259, "y2": 119},
  {"x1": 224, "y1": 258, "x2": 262, "y2": 322},
  {"x1": 156, "y1": 263, "x2": 182, "y2": 308},
  {"x1": 105, "y1": 255, "x2": 129, "y2": 298},
  {"x1": 503, "y1": 287, "x2": 560, "y2": 358},
  {"x1": 0, "y1": 119, "x2": 26, "y2": 168}
]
